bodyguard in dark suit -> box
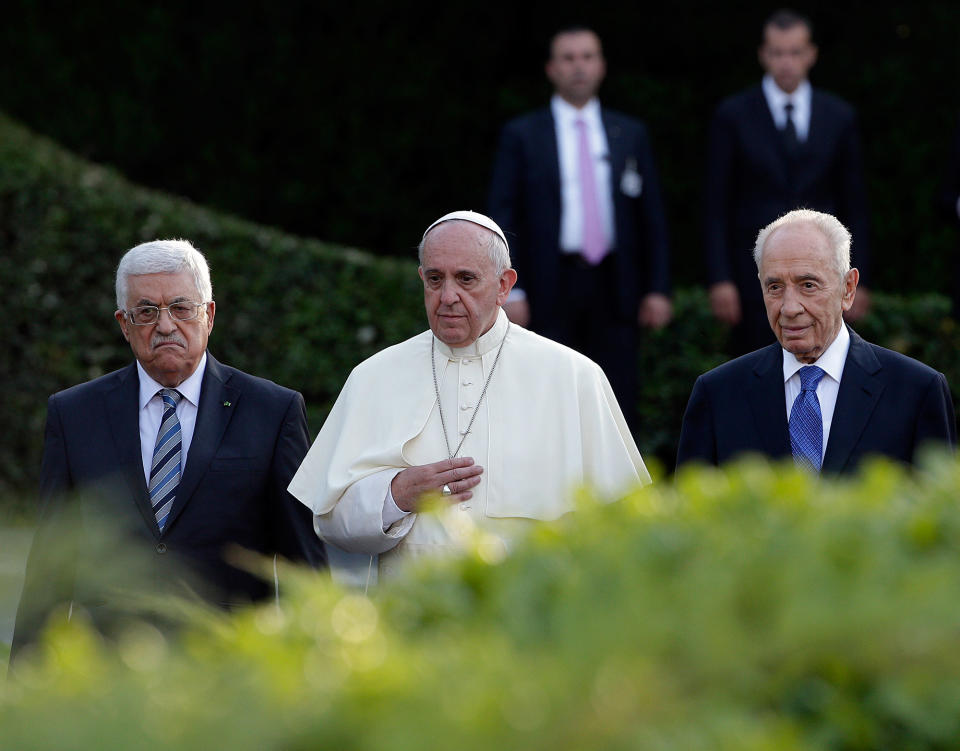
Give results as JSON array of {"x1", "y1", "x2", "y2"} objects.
[
  {"x1": 678, "y1": 210, "x2": 955, "y2": 472},
  {"x1": 487, "y1": 26, "x2": 671, "y2": 430},
  {"x1": 12, "y1": 240, "x2": 326, "y2": 659},
  {"x1": 705, "y1": 9, "x2": 871, "y2": 354}
]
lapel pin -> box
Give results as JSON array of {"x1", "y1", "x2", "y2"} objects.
[{"x1": 223, "y1": 401, "x2": 232, "y2": 407}]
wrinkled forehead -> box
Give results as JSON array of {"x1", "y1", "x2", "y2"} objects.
[{"x1": 422, "y1": 222, "x2": 495, "y2": 269}]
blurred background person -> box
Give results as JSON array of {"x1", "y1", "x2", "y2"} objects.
[
  {"x1": 704, "y1": 8, "x2": 871, "y2": 355},
  {"x1": 487, "y1": 25, "x2": 672, "y2": 432}
]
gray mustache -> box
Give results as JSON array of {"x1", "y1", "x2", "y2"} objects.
[{"x1": 151, "y1": 334, "x2": 187, "y2": 348}]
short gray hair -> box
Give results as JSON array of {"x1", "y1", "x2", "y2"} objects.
[
  {"x1": 418, "y1": 220, "x2": 512, "y2": 276},
  {"x1": 116, "y1": 239, "x2": 213, "y2": 310},
  {"x1": 753, "y1": 209, "x2": 852, "y2": 278}
]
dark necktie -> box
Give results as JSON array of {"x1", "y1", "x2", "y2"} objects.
[
  {"x1": 782, "y1": 102, "x2": 800, "y2": 157},
  {"x1": 149, "y1": 388, "x2": 183, "y2": 532},
  {"x1": 789, "y1": 366, "x2": 826, "y2": 472}
]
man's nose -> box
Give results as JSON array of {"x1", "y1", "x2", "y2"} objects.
[
  {"x1": 155, "y1": 307, "x2": 178, "y2": 333},
  {"x1": 439, "y1": 281, "x2": 459, "y2": 305},
  {"x1": 781, "y1": 287, "x2": 804, "y2": 316}
]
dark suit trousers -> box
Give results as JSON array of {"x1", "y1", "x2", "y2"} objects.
[{"x1": 538, "y1": 252, "x2": 638, "y2": 431}]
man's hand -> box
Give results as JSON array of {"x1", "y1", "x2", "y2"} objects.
[
  {"x1": 638, "y1": 293, "x2": 672, "y2": 329},
  {"x1": 390, "y1": 457, "x2": 483, "y2": 512},
  {"x1": 503, "y1": 299, "x2": 531, "y2": 328},
  {"x1": 844, "y1": 286, "x2": 871, "y2": 322},
  {"x1": 709, "y1": 282, "x2": 741, "y2": 325}
]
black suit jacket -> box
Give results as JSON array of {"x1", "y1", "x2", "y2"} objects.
[
  {"x1": 487, "y1": 106, "x2": 670, "y2": 326},
  {"x1": 13, "y1": 354, "x2": 326, "y2": 655},
  {"x1": 704, "y1": 85, "x2": 871, "y2": 295},
  {"x1": 676, "y1": 329, "x2": 956, "y2": 472}
]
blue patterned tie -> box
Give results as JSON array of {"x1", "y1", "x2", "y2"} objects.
[
  {"x1": 789, "y1": 366, "x2": 826, "y2": 472},
  {"x1": 149, "y1": 389, "x2": 182, "y2": 532}
]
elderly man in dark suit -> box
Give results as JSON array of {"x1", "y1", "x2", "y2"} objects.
[
  {"x1": 705, "y1": 8, "x2": 871, "y2": 354},
  {"x1": 487, "y1": 26, "x2": 671, "y2": 430},
  {"x1": 678, "y1": 209, "x2": 955, "y2": 472},
  {"x1": 12, "y1": 239, "x2": 326, "y2": 659}
]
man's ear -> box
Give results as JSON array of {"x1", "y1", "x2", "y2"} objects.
[
  {"x1": 115, "y1": 310, "x2": 131, "y2": 342},
  {"x1": 841, "y1": 268, "x2": 859, "y2": 311},
  {"x1": 497, "y1": 269, "x2": 518, "y2": 305}
]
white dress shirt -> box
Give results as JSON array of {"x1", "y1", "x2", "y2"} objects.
[
  {"x1": 508, "y1": 95, "x2": 616, "y2": 303},
  {"x1": 762, "y1": 74, "x2": 812, "y2": 142},
  {"x1": 782, "y1": 324, "x2": 850, "y2": 461},
  {"x1": 136, "y1": 353, "x2": 206, "y2": 486}
]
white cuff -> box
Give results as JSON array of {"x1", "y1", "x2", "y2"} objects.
[{"x1": 382, "y1": 483, "x2": 412, "y2": 531}]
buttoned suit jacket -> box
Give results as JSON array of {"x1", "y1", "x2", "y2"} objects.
[
  {"x1": 676, "y1": 329, "x2": 956, "y2": 472},
  {"x1": 487, "y1": 106, "x2": 670, "y2": 327},
  {"x1": 704, "y1": 85, "x2": 871, "y2": 317},
  {"x1": 12, "y1": 353, "x2": 326, "y2": 656}
]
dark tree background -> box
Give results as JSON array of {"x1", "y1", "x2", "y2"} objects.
[{"x1": 2, "y1": 1, "x2": 958, "y2": 291}]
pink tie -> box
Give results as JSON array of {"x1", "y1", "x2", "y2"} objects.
[{"x1": 575, "y1": 118, "x2": 607, "y2": 265}]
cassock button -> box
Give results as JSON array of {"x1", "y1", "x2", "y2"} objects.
[
  {"x1": 459, "y1": 429, "x2": 468, "y2": 435},
  {"x1": 463, "y1": 359, "x2": 472, "y2": 365},
  {"x1": 462, "y1": 380, "x2": 473, "y2": 386},
  {"x1": 460, "y1": 403, "x2": 471, "y2": 410},
  {"x1": 156, "y1": 543, "x2": 168, "y2": 554}
]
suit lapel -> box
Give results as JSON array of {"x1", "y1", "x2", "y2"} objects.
[
  {"x1": 537, "y1": 109, "x2": 562, "y2": 207},
  {"x1": 103, "y1": 364, "x2": 160, "y2": 536},
  {"x1": 822, "y1": 330, "x2": 883, "y2": 473},
  {"x1": 162, "y1": 354, "x2": 240, "y2": 533},
  {"x1": 601, "y1": 109, "x2": 625, "y2": 184},
  {"x1": 750, "y1": 344, "x2": 792, "y2": 458}
]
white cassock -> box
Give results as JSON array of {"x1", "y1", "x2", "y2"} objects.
[{"x1": 288, "y1": 309, "x2": 649, "y2": 579}]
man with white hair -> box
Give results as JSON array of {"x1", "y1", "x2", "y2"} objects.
[
  {"x1": 13, "y1": 239, "x2": 326, "y2": 659},
  {"x1": 677, "y1": 209, "x2": 955, "y2": 472},
  {"x1": 289, "y1": 210, "x2": 648, "y2": 578}
]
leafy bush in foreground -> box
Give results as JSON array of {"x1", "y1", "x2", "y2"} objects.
[{"x1": 4, "y1": 456, "x2": 960, "y2": 750}]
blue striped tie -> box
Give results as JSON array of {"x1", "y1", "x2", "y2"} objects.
[
  {"x1": 789, "y1": 366, "x2": 826, "y2": 472},
  {"x1": 149, "y1": 389, "x2": 182, "y2": 532}
]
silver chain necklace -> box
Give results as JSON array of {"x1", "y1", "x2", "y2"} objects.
[{"x1": 431, "y1": 321, "x2": 510, "y2": 460}]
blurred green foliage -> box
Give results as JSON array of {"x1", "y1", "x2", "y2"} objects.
[
  {"x1": 3, "y1": 112, "x2": 960, "y2": 511},
  {"x1": 5, "y1": 455, "x2": 960, "y2": 748}
]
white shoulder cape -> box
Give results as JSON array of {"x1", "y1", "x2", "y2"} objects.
[{"x1": 289, "y1": 313, "x2": 649, "y2": 522}]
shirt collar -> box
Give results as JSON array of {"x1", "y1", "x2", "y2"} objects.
[
  {"x1": 137, "y1": 351, "x2": 207, "y2": 409},
  {"x1": 762, "y1": 74, "x2": 811, "y2": 111},
  {"x1": 782, "y1": 324, "x2": 850, "y2": 385},
  {"x1": 435, "y1": 308, "x2": 510, "y2": 359},
  {"x1": 551, "y1": 94, "x2": 602, "y2": 127}
]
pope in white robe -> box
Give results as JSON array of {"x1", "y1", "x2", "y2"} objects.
[{"x1": 288, "y1": 210, "x2": 649, "y2": 579}]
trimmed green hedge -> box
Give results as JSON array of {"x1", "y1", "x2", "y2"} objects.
[
  {"x1": 5, "y1": 456, "x2": 960, "y2": 748},
  {"x1": 2, "y1": 112, "x2": 959, "y2": 506}
]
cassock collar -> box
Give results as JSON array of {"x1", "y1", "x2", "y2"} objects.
[{"x1": 435, "y1": 308, "x2": 510, "y2": 360}]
